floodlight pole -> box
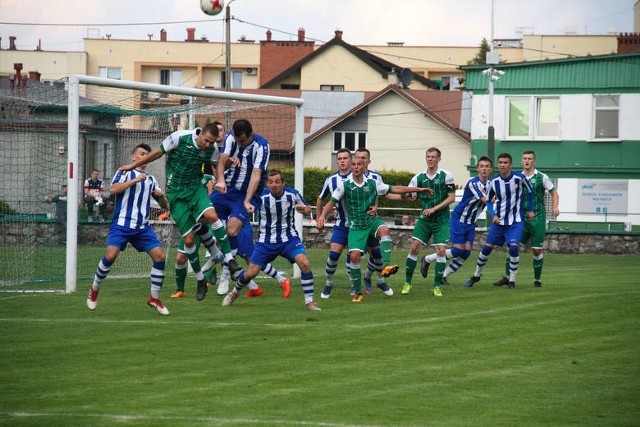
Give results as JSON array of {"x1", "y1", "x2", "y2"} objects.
[
  {"x1": 487, "y1": 0, "x2": 496, "y2": 164},
  {"x1": 225, "y1": 0, "x2": 237, "y2": 129}
]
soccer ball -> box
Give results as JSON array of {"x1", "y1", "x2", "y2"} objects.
[{"x1": 200, "y1": 0, "x2": 224, "y2": 16}]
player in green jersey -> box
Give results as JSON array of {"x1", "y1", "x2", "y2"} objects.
[
  {"x1": 402, "y1": 147, "x2": 455, "y2": 297},
  {"x1": 316, "y1": 156, "x2": 432, "y2": 302},
  {"x1": 493, "y1": 150, "x2": 559, "y2": 287},
  {"x1": 119, "y1": 123, "x2": 241, "y2": 300}
]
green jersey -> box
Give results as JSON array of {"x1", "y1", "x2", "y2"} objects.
[
  {"x1": 409, "y1": 168, "x2": 455, "y2": 223},
  {"x1": 160, "y1": 129, "x2": 218, "y2": 198},
  {"x1": 523, "y1": 169, "x2": 555, "y2": 221},
  {"x1": 331, "y1": 175, "x2": 390, "y2": 230}
]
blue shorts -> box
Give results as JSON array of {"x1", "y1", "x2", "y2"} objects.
[
  {"x1": 236, "y1": 220, "x2": 255, "y2": 259},
  {"x1": 210, "y1": 189, "x2": 261, "y2": 225},
  {"x1": 486, "y1": 222, "x2": 524, "y2": 247},
  {"x1": 450, "y1": 217, "x2": 476, "y2": 245},
  {"x1": 106, "y1": 224, "x2": 161, "y2": 253},
  {"x1": 250, "y1": 237, "x2": 306, "y2": 268}
]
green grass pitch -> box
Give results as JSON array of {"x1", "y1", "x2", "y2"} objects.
[{"x1": 0, "y1": 250, "x2": 639, "y2": 426}]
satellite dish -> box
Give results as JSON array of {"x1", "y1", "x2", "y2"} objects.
[{"x1": 400, "y1": 68, "x2": 413, "y2": 88}]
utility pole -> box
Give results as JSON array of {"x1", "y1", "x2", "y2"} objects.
[{"x1": 224, "y1": 1, "x2": 236, "y2": 129}]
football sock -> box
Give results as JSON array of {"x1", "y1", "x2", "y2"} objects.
[
  {"x1": 533, "y1": 253, "x2": 544, "y2": 281},
  {"x1": 405, "y1": 255, "x2": 417, "y2": 284},
  {"x1": 150, "y1": 261, "x2": 165, "y2": 298},
  {"x1": 508, "y1": 245, "x2": 520, "y2": 282},
  {"x1": 175, "y1": 261, "x2": 187, "y2": 292},
  {"x1": 301, "y1": 271, "x2": 314, "y2": 304},
  {"x1": 325, "y1": 250, "x2": 340, "y2": 281},
  {"x1": 184, "y1": 243, "x2": 204, "y2": 281},
  {"x1": 92, "y1": 256, "x2": 113, "y2": 290},
  {"x1": 348, "y1": 262, "x2": 362, "y2": 294},
  {"x1": 434, "y1": 256, "x2": 446, "y2": 287},
  {"x1": 210, "y1": 219, "x2": 232, "y2": 256},
  {"x1": 474, "y1": 245, "x2": 493, "y2": 277},
  {"x1": 379, "y1": 236, "x2": 392, "y2": 266}
]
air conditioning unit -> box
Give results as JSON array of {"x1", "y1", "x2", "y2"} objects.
[{"x1": 245, "y1": 68, "x2": 257, "y2": 75}]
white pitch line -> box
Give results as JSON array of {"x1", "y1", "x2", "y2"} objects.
[
  {"x1": 0, "y1": 291, "x2": 637, "y2": 330},
  {"x1": 1, "y1": 412, "x2": 386, "y2": 427}
]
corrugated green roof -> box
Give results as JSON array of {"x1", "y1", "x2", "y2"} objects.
[{"x1": 461, "y1": 52, "x2": 640, "y2": 94}]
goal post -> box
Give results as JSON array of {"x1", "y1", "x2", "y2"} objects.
[{"x1": 64, "y1": 75, "x2": 305, "y2": 293}]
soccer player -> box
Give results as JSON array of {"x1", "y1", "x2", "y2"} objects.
[
  {"x1": 316, "y1": 157, "x2": 432, "y2": 302},
  {"x1": 493, "y1": 150, "x2": 559, "y2": 287},
  {"x1": 86, "y1": 144, "x2": 171, "y2": 315},
  {"x1": 222, "y1": 170, "x2": 320, "y2": 310},
  {"x1": 355, "y1": 148, "x2": 404, "y2": 296},
  {"x1": 119, "y1": 123, "x2": 242, "y2": 301},
  {"x1": 401, "y1": 147, "x2": 455, "y2": 297},
  {"x1": 315, "y1": 148, "x2": 355, "y2": 299},
  {"x1": 464, "y1": 152, "x2": 534, "y2": 289},
  {"x1": 420, "y1": 156, "x2": 494, "y2": 283}
]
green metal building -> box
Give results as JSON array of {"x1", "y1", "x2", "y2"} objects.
[{"x1": 461, "y1": 52, "x2": 640, "y2": 226}]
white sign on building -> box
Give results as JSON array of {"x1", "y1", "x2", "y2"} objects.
[{"x1": 577, "y1": 180, "x2": 628, "y2": 214}]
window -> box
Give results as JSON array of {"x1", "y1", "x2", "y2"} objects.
[
  {"x1": 159, "y1": 69, "x2": 182, "y2": 97},
  {"x1": 593, "y1": 95, "x2": 619, "y2": 139},
  {"x1": 333, "y1": 132, "x2": 367, "y2": 152},
  {"x1": 506, "y1": 96, "x2": 559, "y2": 140},
  {"x1": 220, "y1": 70, "x2": 243, "y2": 89},
  {"x1": 281, "y1": 84, "x2": 300, "y2": 90},
  {"x1": 98, "y1": 67, "x2": 121, "y2": 80},
  {"x1": 320, "y1": 85, "x2": 345, "y2": 92}
]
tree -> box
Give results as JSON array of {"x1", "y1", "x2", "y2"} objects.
[{"x1": 467, "y1": 38, "x2": 491, "y2": 65}]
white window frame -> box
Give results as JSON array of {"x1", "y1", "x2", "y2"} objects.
[
  {"x1": 332, "y1": 131, "x2": 367, "y2": 153},
  {"x1": 592, "y1": 94, "x2": 620, "y2": 140},
  {"x1": 98, "y1": 67, "x2": 121, "y2": 80},
  {"x1": 505, "y1": 96, "x2": 560, "y2": 141}
]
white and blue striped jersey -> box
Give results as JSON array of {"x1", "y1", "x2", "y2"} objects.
[
  {"x1": 221, "y1": 131, "x2": 270, "y2": 195},
  {"x1": 318, "y1": 171, "x2": 350, "y2": 227},
  {"x1": 364, "y1": 169, "x2": 384, "y2": 186},
  {"x1": 453, "y1": 176, "x2": 489, "y2": 224},
  {"x1": 110, "y1": 169, "x2": 161, "y2": 230},
  {"x1": 488, "y1": 172, "x2": 534, "y2": 225},
  {"x1": 257, "y1": 186, "x2": 308, "y2": 244}
]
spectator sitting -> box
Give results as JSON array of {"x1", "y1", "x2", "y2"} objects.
[
  {"x1": 395, "y1": 214, "x2": 413, "y2": 226},
  {"x1": 83, "y1": 169, "x2": 106, "y2": 223}
]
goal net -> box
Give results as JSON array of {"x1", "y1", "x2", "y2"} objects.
[{"x1": 0, "y1": 75, "x2": 303, "y2": 293}]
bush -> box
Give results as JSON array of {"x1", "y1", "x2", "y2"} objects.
[{"x1": 0, "y1": 200, "x2": 16, "y2": 215}]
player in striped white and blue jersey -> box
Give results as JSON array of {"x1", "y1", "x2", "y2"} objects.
[
  {"x1": 464, "y1": 153, "x2": 534, "y2": 289},
  {"x1": 316, "y1": 149, "x2": 352, "y2": 298},
  {"x1": 421, "y1": 156, "x2": 494, "y2": 282},
  {"x1": 223, "y1": 170, "x2": 321, "y2": 311},
  {"x1": 86, "y1": 144, "x2": 171, "y2": 315}
]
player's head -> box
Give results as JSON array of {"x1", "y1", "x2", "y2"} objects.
[
  {"x1": 336, "y1": 148, "x2": 352, "y2": 173},
  {"x1": 196, "y1": 123, "x2": 219, "y2": 150},
  {"x1": 354, "y1": 148, "x2": 371, "y2": 170},
  {"x1": 497, "y1": 152, "x2": 513, "y2": 175},
  {"x1": 91, "y1": 169, "x2": 99, "y2": 179},
  {"x1": 60, "y1": 184, "x2": 68, "y2": 193},
  {"x1": 267, "y1": 169, "x2": 285, "y2": 196},
  {"x1": 131, "y1": 143, "x2": 152, "y2": 167},
  {"x1": 233, "y1": 119, "x2": 254, "y2": 146},
  {"x1": 351, "y1": 156, "x2": 366, "y2": 177},
  {"x1": 425, "y1": 147, "x2": 441, "y2": 169},
  {"x1": 521, "y1": 150, "x2": 536, "y2": 170},
  {"x1": 213, "y1": 121, "x2": 225, "y2": 144},
  {"x1": 476, "y1": 156, "x2": 493, "y2": 179}
]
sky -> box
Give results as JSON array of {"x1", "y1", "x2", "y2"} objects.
[{"x1": 0, "y1": 0, "x2": 636, "y2": 51}]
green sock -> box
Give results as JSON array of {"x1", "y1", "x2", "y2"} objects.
[
  {"x1": 533, "y1": 256, "x2": 544, "y2": 281},
  {"x1": 434, "y1": 261, "x2": 446, "y2": 287},
  {"x1": 187, "y1": 249, "x2": 201, "y2": 274},
  {"x1": 211, "y1": 225, "x2": 231, "y2": 254},
  {"x1": 350, "y1": 266, "x2": 362, "y2": 294},
  {"x1": 405, "y1": 257, "x2": 417, "y2": 284},
  {"x1": 380, "y1": 239, "x2": 392, "y2": 266},
  {"x1": 175, "y1": 264, "x2": 187, "y2": 292}
]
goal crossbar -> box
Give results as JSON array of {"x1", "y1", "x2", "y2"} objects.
[{"x1": 66, "y1": 75, "x2": 305, "y2": 293}]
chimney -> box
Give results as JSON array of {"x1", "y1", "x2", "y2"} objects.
[
  {"x1": 186, "y1": 27, "x2": 196, "y2": 41},
  {"x1": 334, "y1": 30, "x2": 343, "y2": 40},
  {"x1": 298, "y1": 28, "x2": 305, "y2": 42},
  {"x1": 148, "y1": 33, "x2": 153, "y2": 41},
  {"x1": 9, "y1": 36, "x2": 17, "y2": 50},
  {"x1": 160, "y1": 29, "x2": 167, "y2": 42},
  {"x1": 266, "y1": 29, "x2": 272, "y2": 42},
  {"x1": 28, "y1": 71, "x2": 41, "y2": 81},
  {"x1": 106, "y1": 34, "x2": 111, "y2": 40}
]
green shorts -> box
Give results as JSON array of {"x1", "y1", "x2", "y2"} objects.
[
  {"x1": 521, "y1": 218, "x2": 546, "y2": 248},
  {"x1": 167, "y1": 184, "x2": 215, "y2": 237},
  {"x1": 412, "y1": 217, "x2": 449, "y2": 246},
  {"x1": 348, "y1": 218, "x2": 387, "y2": 253}
]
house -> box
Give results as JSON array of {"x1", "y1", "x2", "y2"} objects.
[{"x1": 461, "y1": 52, "x2": 640, "y2": 225}]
